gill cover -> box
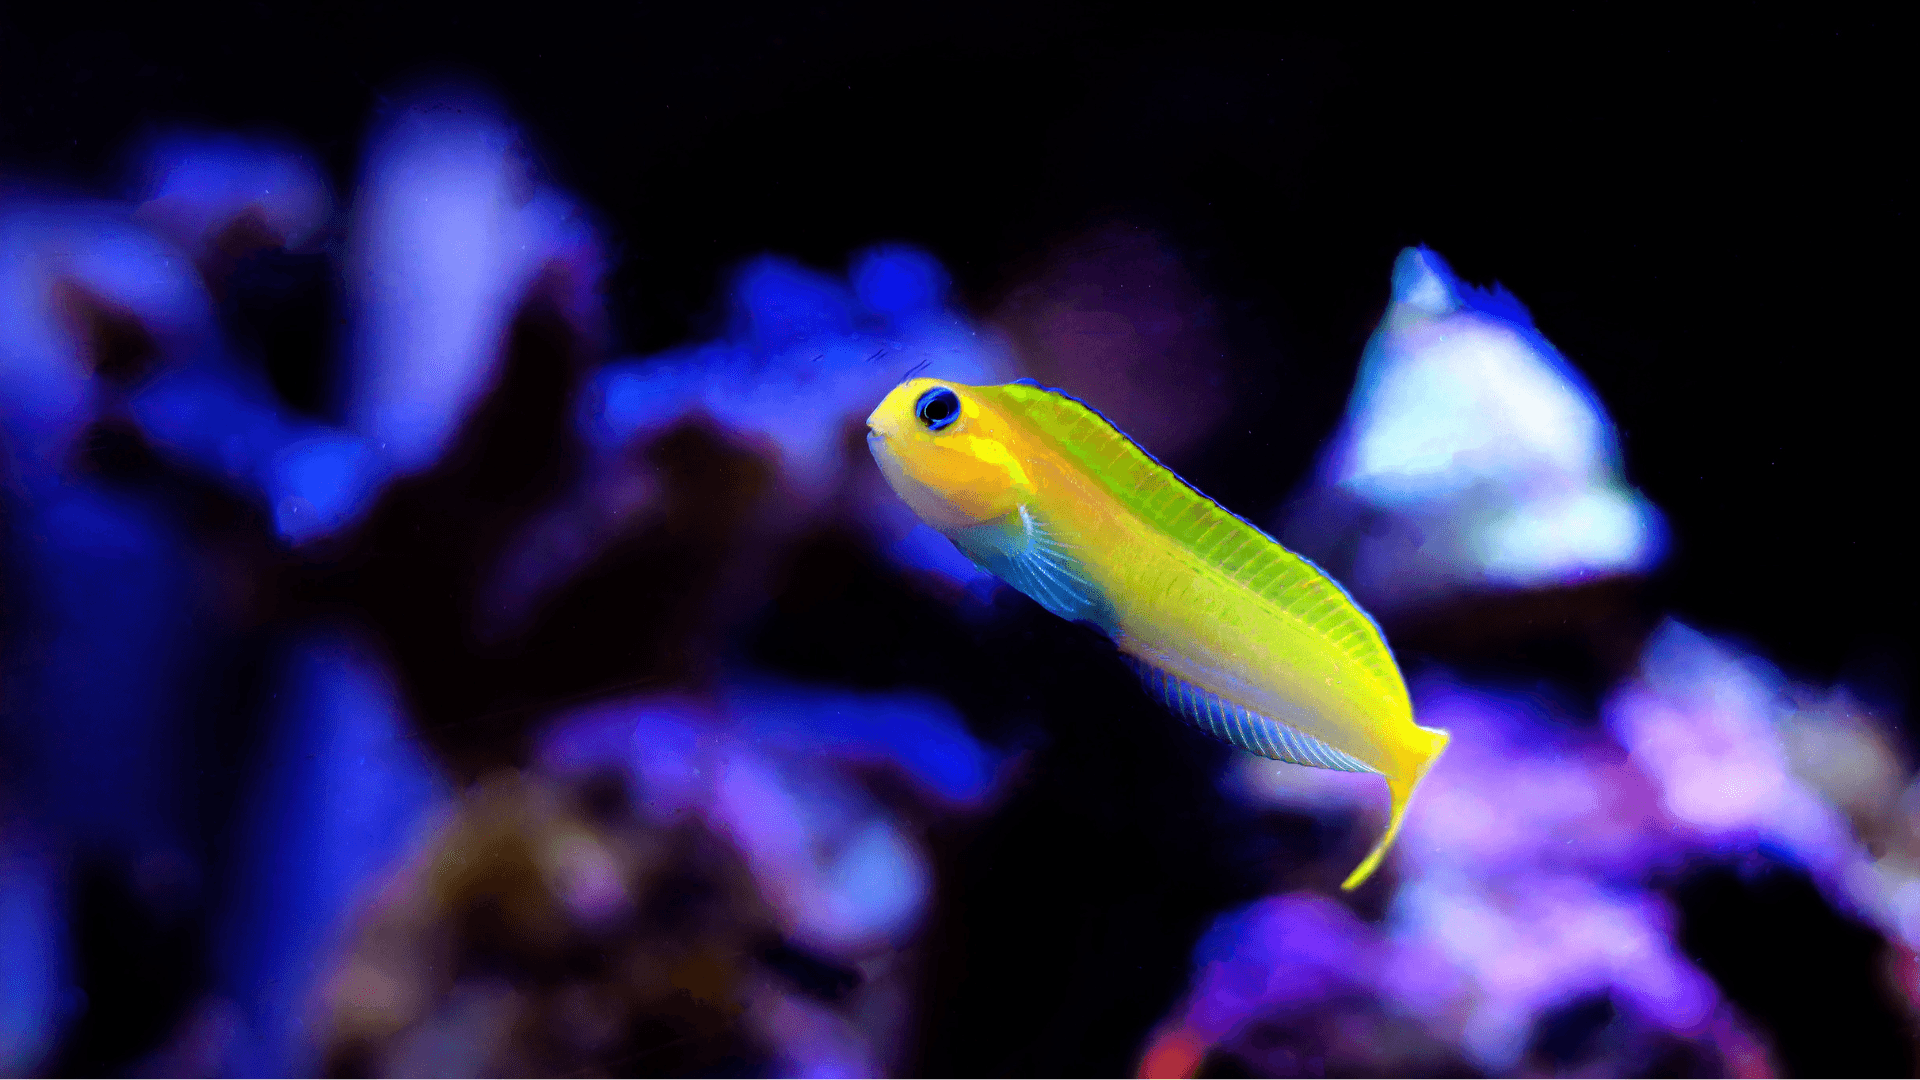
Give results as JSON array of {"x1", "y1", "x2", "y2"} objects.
[{"x1": 866, "y1": 379, "x2": 1029, "y2": 530}]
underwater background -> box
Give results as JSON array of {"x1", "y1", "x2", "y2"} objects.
[{"x1": 0, "y1": 6, "x2": 1907, "y2": 1077}]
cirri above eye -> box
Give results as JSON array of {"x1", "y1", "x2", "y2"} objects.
[{"x1": 915, "y1": 386, "x2": 960, "y2": 430}]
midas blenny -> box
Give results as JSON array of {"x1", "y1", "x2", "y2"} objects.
[{"x1": 865, "y1": 378, "x2": 1449, "y2": 889}]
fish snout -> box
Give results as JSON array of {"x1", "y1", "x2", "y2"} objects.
[{"x1": 864, "y1": 421, "x2": 895, "y2": 465}]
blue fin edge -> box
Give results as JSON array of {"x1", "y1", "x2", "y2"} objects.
[{"x1": 1127, "y1": 657, "x2": 1377, "y2": 773}]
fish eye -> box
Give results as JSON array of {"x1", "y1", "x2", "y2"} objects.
[{"x1": 915, "y1": 386, "x2": 960, "y2": 431}]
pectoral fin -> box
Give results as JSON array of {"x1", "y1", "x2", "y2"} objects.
[{"x1": 952, "y1": 506, "x2": 1117, "y2": 634}]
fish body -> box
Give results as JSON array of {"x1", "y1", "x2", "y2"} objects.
[{"x1": 865, "y1": 378, "x2": 1449, "y2": 889}]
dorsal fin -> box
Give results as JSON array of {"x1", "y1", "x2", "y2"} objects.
[{"x1": 981, "y1": 382, "x2": 1404, "y2": 698}]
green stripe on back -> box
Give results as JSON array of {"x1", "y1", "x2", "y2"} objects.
[{"x1": 984, "y1": 381, "x2": 1403, "y2": 696}]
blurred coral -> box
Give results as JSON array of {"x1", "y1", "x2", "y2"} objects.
[
  {"x1": 1282, "y1": 247, "x2": 1666, "y2": 617},
  {"x1": 314, "y1": 769, "x2": 780, "y2": 1077},
  {"x1": 1158, "y1": 618, "x2": 1920, "y2": 1078},
  {"x1": 1138, "y1": 249, "x2": 1912, "y2": 1080},
  {"x1": 0, "y1": 68, "x2": 1910, "y2": 1080}
]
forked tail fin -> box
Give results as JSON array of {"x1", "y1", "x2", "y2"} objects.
[{"x1": 1340, "y1": 725, "x2": 1451, "y2": 891}]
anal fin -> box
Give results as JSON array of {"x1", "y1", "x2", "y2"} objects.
[{"x1": 1126, "y1": 657, "x2": 1378, "y2": 774}]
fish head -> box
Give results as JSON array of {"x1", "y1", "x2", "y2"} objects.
[{"x1": 866, "y1": 378, "x2": 1030, "y2": 531}]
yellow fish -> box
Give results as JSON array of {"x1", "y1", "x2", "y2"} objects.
[{"x1": 866, "y1": 378, "x2": 1449, "y2": 889}]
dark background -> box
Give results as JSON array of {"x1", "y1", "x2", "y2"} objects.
[
  {"x1": 0, "y1": 6, "x2": 1889, "y2": 707},
  {"x1": 1, "y1": 5, "x2": 1906, "y2": 1076},
  {"x1": 1, "y1": 4, "x2": 1903, "y2": 712}
]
